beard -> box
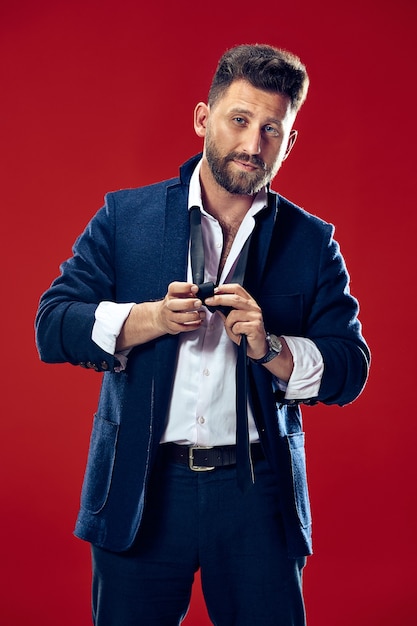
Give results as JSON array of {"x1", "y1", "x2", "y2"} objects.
[{"x1": 205, "y1": 133, "x2": 278, "y2": 195}]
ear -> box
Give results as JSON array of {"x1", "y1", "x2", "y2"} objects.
[
  {"x1": 194, "y1": 102, "x2": 210, "y2": 138},
  {"x1": 282, "y1": 129, "x2": 298, "y2": 161}
]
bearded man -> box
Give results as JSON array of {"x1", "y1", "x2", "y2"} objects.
[{"x1": 36, "y1": 43, "x2": 370, "y2": 626}]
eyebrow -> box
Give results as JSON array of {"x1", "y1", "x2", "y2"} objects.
[{"x1": 228, "y1": 107, "x2": 283, "y2": 127}]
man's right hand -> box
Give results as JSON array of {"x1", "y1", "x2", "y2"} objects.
[{"x1": 116, "y1": 282, "x2": 205, "y2": 351}]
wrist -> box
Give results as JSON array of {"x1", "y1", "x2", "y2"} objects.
[
  {"x1": 250, "y1": 333, "x2": 283, "y2": 364},
  {"x1": 150, "y1": 300, "x2": 167, "y2": 335}
]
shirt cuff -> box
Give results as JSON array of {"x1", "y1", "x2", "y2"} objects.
[
  {"x1": 92, "y1": 301, "x2": 136, "y2": 355},
  {"x1": 278, "y1": 336, "x2": 324, "y2": 400}
]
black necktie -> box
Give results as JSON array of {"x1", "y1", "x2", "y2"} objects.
[{"x1": 189, "y1": 206, "x2": 254, "y2": 491}]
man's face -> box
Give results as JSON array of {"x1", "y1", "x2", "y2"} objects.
[{"x1": 201, "y1": 80, "x2": 297, "y2": 195}]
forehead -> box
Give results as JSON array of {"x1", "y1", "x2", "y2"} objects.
[{"x1": 211, "y1": 79, "x2": 295, "y2": 124}]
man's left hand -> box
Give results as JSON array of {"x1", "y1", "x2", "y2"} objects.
[
  {"x1": 204, "y1": 284, "x2": 294, "y2": 382},
  {"x1": 204, "y1": 284, "x2": 268, "y2": 360}
]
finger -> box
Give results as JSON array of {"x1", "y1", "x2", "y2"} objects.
[
  {"x1": 167, "y1": 296, "x2": 202, "y2": 312},
  {"x1": 205, "y1": 292, "x2": 254, "y2": 311},
  {"x1": 214, "y1": 283, "x2": 250, "y2": 298},
  {"x1": 224, "y1": 312, "x2": 264, "y2": 340},
  {"x1": 165, "y1": 310, "x2": 206, "y2": 334},
  {"x1": 167, "y1": 281, "x2": 198, "y2": 298}
]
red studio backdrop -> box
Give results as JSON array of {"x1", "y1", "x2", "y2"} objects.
[{"x1": 1, "y1": 1, "x2": 416, "y2": 624}]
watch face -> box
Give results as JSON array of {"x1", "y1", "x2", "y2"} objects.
[{"x1": 268, "y1": 334, "x2": 282, "y2": 353}]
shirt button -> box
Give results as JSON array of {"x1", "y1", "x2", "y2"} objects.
[
  {"x1": 197, "y1": 416, "x2": 205, "y2": 424},
  {"x1": 216, "y1": 242, "x2": 222, "y2": 248},
  {"x1": 203, "y1": 368, "x2": 210, "y2": 376}
]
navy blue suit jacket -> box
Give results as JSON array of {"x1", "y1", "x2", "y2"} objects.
[{"x1": 35, "y1": 154, "x2": 370, "y2": 557}]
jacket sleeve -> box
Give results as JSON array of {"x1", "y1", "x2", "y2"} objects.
[
  {"x1": 35, "y1": 197, "x2": 122, "y2": 373},
  {"x1": 307, "y1": 225, "x2": 370, "y2": 406}
]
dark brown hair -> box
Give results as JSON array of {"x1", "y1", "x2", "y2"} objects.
[{"x1": 208, "y1": 44, "x2": 309, "y2": 112}]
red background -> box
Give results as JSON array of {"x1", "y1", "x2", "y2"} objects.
[{"x1": 1, "y1": 1, "x2": 416, "y2": 624}]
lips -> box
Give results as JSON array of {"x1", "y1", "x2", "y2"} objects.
[
  {"x1": 234, "y1": 159, "x2": 258, "y2": 171},
  {"x1": 226, "y1": 152, "x2": 266, "y2": 172}
]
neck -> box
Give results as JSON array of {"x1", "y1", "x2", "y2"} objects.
[{"x1": 199, "y1": 158, "x2": 254, "y2": 228}]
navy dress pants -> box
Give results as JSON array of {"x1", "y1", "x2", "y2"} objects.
[{"x1": 91, "y1": 450, "x2": 306, "y2": 626}]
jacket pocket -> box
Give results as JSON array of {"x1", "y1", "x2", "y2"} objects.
[
  {"x1": 80, "y1": 413, "x2": 119, "y2": 514},
  {"x1": 287, "y1": 432, "x2": 311, "y2": 528}
]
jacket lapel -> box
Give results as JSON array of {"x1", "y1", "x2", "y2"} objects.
[
  {"x1": 244, "y1": 190, "x2": 279, "y2": 300},
  {"x1": 158, "y1": 185, "x2": 190, "y2": 290},
  {"x1": 157, "y1": 154, "x2": 201, "y2": 292},
  {"x1": 152, "y1": 178, "x2": 190, "y2": 437}
]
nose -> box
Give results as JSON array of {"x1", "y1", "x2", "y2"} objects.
[{"x1": 242, "y1": 127, "x2": 262, "y2": 155}]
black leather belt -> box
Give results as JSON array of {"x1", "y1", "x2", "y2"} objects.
[{"x1": 160, "y1": 443, "x2": 264, "y2": 472}]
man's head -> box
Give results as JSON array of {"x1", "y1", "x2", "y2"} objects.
[
  {"x1": 195, "y1": 44, "x2": 309, "y2": 196},
  {"x1": 208, "y1": 44, "x2": 309, "y2": 114}
]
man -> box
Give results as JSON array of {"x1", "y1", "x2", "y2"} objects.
[{"x1": 36, "y1": 44, "x2": 370, "y2": 625}]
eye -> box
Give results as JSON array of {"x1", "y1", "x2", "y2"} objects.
[
  {"x1": 263, "y1": 124, "x2": 279, "y2": 137},
  {"x1": 232, "y1": 116, "x2": 247, "y2": 126}
]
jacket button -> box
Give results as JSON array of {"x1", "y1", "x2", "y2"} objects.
[{"x1": 100, "y1": 361, "x2": 109, "y2": 371}]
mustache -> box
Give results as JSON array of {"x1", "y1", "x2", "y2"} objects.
[{"x1": 225, "y1": 152, "x2": 267, "y2": 171}]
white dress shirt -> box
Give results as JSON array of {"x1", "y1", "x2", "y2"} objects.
[{"x1": 92, "y1": 161, "x2": 324, "y2": 445}]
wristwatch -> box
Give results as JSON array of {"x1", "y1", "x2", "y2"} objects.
[{"x1": 251, "y1": 333, "x2": 283, "y2": 364}]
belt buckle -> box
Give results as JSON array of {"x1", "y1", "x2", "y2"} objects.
[{"x1": 188, "y1": 446, "x2": 215, "y2": 471}]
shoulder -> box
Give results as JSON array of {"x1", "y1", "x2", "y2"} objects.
[
  {"x1": 92, "y1": 177, "x2": 184, "y2": 233},
  {"x1": 103, "y1": 153, "x2": 201, "y2": 209},
  {"x1": 105, "y1": 176, "x2": 180, "y2": 209},
  {"x1": 275, "y1": 192, "x2": 334, "y2": 238},
  {"x1": 102, "y1": 153, "x2": 202, "y2": 208}
]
